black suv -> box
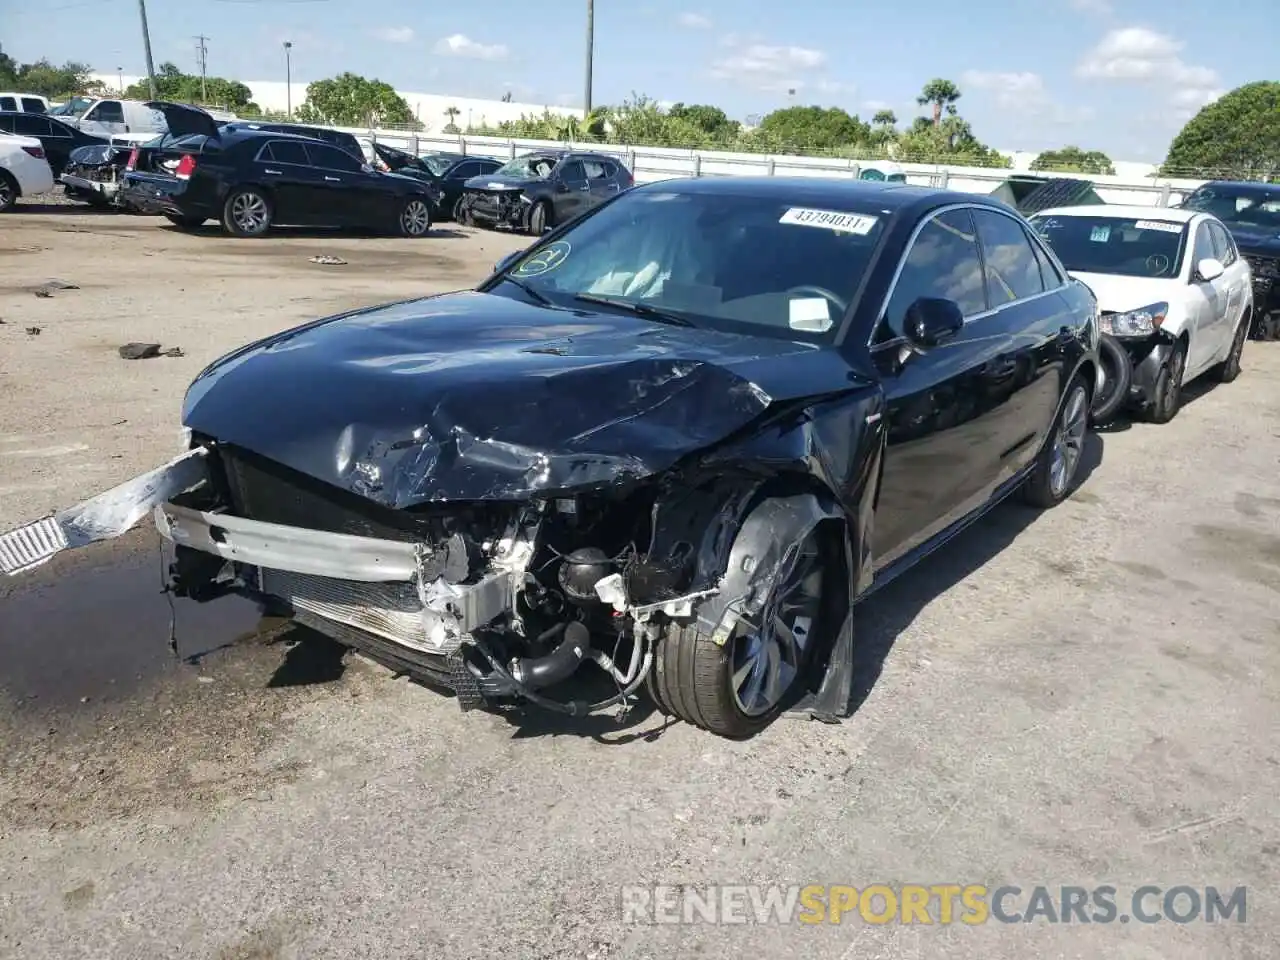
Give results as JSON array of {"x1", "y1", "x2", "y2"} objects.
[{"x1": 458, "y1": 150, "x2": 634, "y2": 234}]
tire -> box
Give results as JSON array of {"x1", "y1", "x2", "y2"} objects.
[
  {"x1": 1090, "y1": 334, "x2": 1131, "y2": 426},
  {"x1": 221, "y1": 187, "x2": 272, "y2": 238},
  {"x1": 164, "y1": 213, "x2": 206, "y2": 230},
  {"x1": 527, "y1": 200, "x2": 549, "y2": 236},
  {"x1": 396, "y1": 196, "x2": 433, "y2": 237},
  {"x1": 1022, "y1": 374, "x2": 1090, "y2": 508},
  {"x1": 1211, "y1": 311, "x2": 1249, "y2": 383},
  {"x1": 1144, "y1": 338, "x2": 1186, "y2": 424},
  {"x1": 450, "y1": 196, "x2": 465, "y2": 222},
  {"x1": 645, "y1": 498, "x2": 842, "y2": 738},
  {"x1": 0, "y1": 171, "x2": 18, "y2": 213}
]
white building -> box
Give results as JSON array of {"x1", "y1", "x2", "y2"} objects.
[{"x1": 88, "y1": 74, "x2": 582, "y2": 132}]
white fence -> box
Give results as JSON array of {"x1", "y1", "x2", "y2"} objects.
[{"x1": 340, "y1": 126, "x2": 1209, "y2": 208}]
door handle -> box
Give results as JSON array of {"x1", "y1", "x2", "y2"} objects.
[
  {"x1": 324, "y1": 176, "x2": 341, "y2": 182},
  {"x1": 264, "y1": 168, "x2": 282, "y2": 175}
]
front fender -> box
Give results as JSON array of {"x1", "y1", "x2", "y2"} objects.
[{"x1": 1129, "y1": 332, "x2": 1178, "y2": 401}]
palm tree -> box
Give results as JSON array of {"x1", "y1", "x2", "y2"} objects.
[
  {"x1": 872, "y1": 109, "x2": 897, "y2": 128},
  {"x1": 916, "y1": 78, "x2": 961, "y2": 127},
  {"x1": 443, "y1": 105, "x2": 461, "y2": 134}
]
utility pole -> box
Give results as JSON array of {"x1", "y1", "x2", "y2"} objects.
[
  {"x1": 583, "y1": 0, "x2": 594, "y2": 116},
  {"x1": 195, "y1": 35, "x2": 209, "y2": 103},
  {"x1": 283, "y1": 42, "x2": 293, "y2": 117},
  {"x1": 137, "y1": 0, "x2": 157, "y2": 99}
]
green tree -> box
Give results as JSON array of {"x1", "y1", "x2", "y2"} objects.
[
  {"x1": 1162, "y1": 81, "x2": 1280, "y2": 179},
  {"x1": 872, "y1": 109, "x2": 897, "y2": 128},
  {"x1": 0, "y1": 55, "x2": 97, "y2": 99},
  {"x1": 443, "y1": 105, "x2": 461, "y2": 134},
  {"x1": 666, "y1": 102, "x2": 740, "y2": 142},
  {"x1": 123, "y1": 62, "x2": 258, "y2": 112},
  {"x1": 1030, "y1": 146, "x2": 1115, "y2": 175},
  {"x1": 756, "y1": 105, "x2": 871, "y2": 152},
  {"x1": 917, "y1": 78, "x2": 961, "y2": 127},
  {"x1": 294, "y1": 72, "x2": 414, "y2": 127}
]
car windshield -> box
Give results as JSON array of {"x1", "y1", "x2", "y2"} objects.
[
  {"x1": 421, "y1": 155, "x2": 456, "y2": 176},
  {"x1": 495, "y1": 155, "x2": 558, "y2": 179},
  {"x1": 1029, "y1": 214, "x2": 1188, "y2": 279},
  {"x1": 1181, "y1": 186, "x2": 1280, "y2": 231},
  {"x1": 497, "y1": 187, "x2": 888, "y2": 342}
]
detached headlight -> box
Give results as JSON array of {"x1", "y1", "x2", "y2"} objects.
[{"x1": 1101, "y1": 302, "x2": 1168, "y2": 337}]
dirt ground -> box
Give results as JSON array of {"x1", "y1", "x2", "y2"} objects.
[{"x1": 1, "y1": 199, "x2": 1279, "y2": 960}]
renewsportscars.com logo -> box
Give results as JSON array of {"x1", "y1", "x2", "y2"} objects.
[{"x1": 621, "y1": 884, "x2": 1248, "y2": 925}]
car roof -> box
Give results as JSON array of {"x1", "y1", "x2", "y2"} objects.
[
  {"x1": 1200, "y1": 179, "x2": 1280, "y2": 193},
  {"x1": 632, "y1": 176, "x2": 1003, "y2": 215},
  {"x1": 1033, "y1": 203, "x2": 1199, "y2": 223}
]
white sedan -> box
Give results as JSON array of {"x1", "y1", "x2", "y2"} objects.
[
  {"x1": 1029, "y1": 204, "x2": 1253, "y2": 424},
  {"x1": 0, "y1": 132, "x2": 55, "y2": 212}
]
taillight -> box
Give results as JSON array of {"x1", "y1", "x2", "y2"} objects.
[
  {"x1": 174, "y1": 154, "x2": 197, "y2": 180},
  {"x1": 21, "y1": 145, "x2": 44, "y2": 160},
  {"x1": 125, "y1": 147, "x2": 139, "y2": 171}
]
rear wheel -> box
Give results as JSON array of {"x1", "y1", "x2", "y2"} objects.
[
  {"x1": 222, "y1": 187, "x2": 272, "y2": 238},
  {"x1": 1145, "y1": 339, "x2": 1186, "y2": 424},
  {"x1": 0, "y1": 171, "x2": 17, "y2": 212},
  {"x1": 1211, "y1": 312, "x2": 1249, "y2": 383},
  {"x1": 164, "y1": 213, "x2": 206, "y2": 230},
  {"x1": 645, "y1": 498, "x2": 841, "y2": 738},
  {"x1": 397, "y1": 197, "x2": 433, "y2": 237},
  {"x1": 1022, "y1": 374, "x2": 1089, "y2": 507}
]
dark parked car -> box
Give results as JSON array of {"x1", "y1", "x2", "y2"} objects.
[
  {"x1": 458, "y1": 149, "x2": 633, "y2": 234},
  {"x1": 119, "y1": 102, "x2": 439, "y2": 237},
  {"x1": 1179, "y1": 180, "x2": 1280, "y2": 339},
  {"x1": 371, "y1": 143, "x2": 503, "y2": 220},
  {"x1": 220, "y1": 120, "x2": 364, "y2": 161},
  {"x1": 0, "y1": 110, "x2": 107, "y2": 176},
  {"x1": 0, "y1": 178, "x2": 1099, "y2": 739}
]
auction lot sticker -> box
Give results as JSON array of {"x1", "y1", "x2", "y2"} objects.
[
  {"x1": 780, "y1": 208, "x2": 879, "y2": 235},
  {"x1": 1134, "y1": 220, "x2": 1183, "y2": 233},
  {"x1": 513, "y1": 241, "x2": 572, "y2": 277}
]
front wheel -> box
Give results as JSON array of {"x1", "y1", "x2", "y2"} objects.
[
  {"x1": 1022, "y1": 374, "x2": 1090, "y2": 508},
  {"x1": 0, "y1": 171, "x2": 17, "y2": 213},
  {"x1": 222, "y1": 187, "x2": 272, "y2": 238},
  {"x1": 397, "y1": 197, "x2": 433, "y2": 237},
  {"x1": 1144, "y1": 339, "x2": 1186, "y2": 424},
  {"x1": 646, "y1": 497, "x2": 842, "y2": 738},
  {"x1": 527, "y1": 200, "x2": 549, "y2": 236},
  {"x1": 1090, "y1": 334, "x2": 1132, "y2": 426}
]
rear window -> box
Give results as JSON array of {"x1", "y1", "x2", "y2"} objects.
[
  {"x1": 1029, "y1": 214, "x2": 1189, "y2": 279},
  {"x1": 0, "y1": 97, "x2": 15, "y2": 111},
  {"x1": 21, "y1": 98, "x2": 45, "y2": 113}
]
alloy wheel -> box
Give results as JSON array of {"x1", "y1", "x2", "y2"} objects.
[
  {"x1": 0, "y1": 180, "x2": 13, "y2": 210},
  {"x1": 729, "y1": 532, "x2": 824, "y2": 717},
  {"x1": 1049, "y1": 386, "x2": 1088, "y2": 497},
  {"x1": 1163, "y1": 349, "x2": 1185, "y2": 410},
  {"x1": 401, "y1": 199, "x2": 431, "y2": 236},
  {"x1": 232, "y1": 192, "x2": 268, "y2": 234}
]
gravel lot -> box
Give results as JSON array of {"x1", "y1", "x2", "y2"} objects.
[{"x1": 1, "y1": 200, "x2": 1278, "y2": 960}]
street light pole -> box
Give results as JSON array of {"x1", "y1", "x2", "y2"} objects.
[
  {"x1": 284, "y1": 42, "x2": 293, "y2": 117},
  {"x1": 583, "y1": 0, "x2": 593, "y2": 116},
  {"x1": 137, "y1": 0, "x2": 157, "y2": 99}
]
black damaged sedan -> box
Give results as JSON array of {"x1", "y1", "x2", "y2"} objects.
[{"x1": 1, "y1": 178, "x2": 1100, "y2": 739}]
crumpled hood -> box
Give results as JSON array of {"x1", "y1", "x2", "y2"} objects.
[
  {"x1": 1223, "y1": 225, "x2": 1280, "y2": 256},
  {"x1": 1068, "y1": 272, "x2": 1179, "y2": 313},
  {"x1": 464, "y1": 173, "x2": 535, "y2": 192},
  {"x1": 182, "y1": 291, "x2": 869, "y2": 506}
]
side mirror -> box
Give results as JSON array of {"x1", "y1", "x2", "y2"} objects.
[
  {"x1": 493, "y1": 249, "x2": 523, "y2": 274},
  {"x1": 903, "y1": 297, "x2": 965, "y2": 349},
  {"x1": 1197, "y1": 257, "x2": 1225, "y2": 282}
]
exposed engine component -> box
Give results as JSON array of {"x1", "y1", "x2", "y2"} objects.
[
  {"x1": 557, "y1": 546, "x2": 615, "y2": 602},
  {"x1": 509, "y1": 620, "x2": 591, "y2": 689}
]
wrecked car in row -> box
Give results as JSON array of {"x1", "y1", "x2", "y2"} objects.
[
  {"x1": 457, "y1": 149, "x2": 633, "y2": 234},
  {"x1": 1, "y1": 177, "x2": 1100, "y2": 739}
]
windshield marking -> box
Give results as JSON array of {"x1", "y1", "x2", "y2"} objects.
[
  {"x1": 1090, "y1": 225, "x2": 1111, "y2": 242},
  {"x1": 779, "y1": 207, "x2": 879, "y2": 235},
  {"x1": 513, "y1": 241, "x2": 572, "y2": 277},
  {"x1": 1133, "y1": 220, "x2": 1183, "y2": 233}
]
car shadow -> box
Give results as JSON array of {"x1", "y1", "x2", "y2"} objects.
[
  {"x1": 162, "y1": 223, "x2": 470, "y2": 241},
  {"x1": 840, "y1": 431, "x2": 1106, "y2": 719},
  {"x1": 265, "y1": 626, "x2": 349, "y2": 688}
]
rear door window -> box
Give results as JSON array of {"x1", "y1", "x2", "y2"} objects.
[
  {"x1": 263, "y1": 139, "x2": 310, "y2": 166},
  {"x1": 307, "y1": 143, "x2": 362, "y2": 172},
  {"x1": 13, "y1": 115, "x2": 51, "y2": 137},
  {"x1": 0, "y1": 97, "x2": 16, "y2": 111}
]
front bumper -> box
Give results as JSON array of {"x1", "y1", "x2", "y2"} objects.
[
  {"x1": 61, "y1": 173, "x2": 120, "y2": 200},
  {"x1": 462, "y1": 189, "x2": 527, "y2": 228}
]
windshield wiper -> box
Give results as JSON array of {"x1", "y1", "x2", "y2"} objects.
[
  {"x1": 571, "y1": 293, "x2": 695, "y2": 327},
  {"x1": 503, "y1": 275, "x2": 554, "y2": 307}
]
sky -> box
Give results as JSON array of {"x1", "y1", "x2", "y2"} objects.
[{"x1": 2, "y1": 0, "x2": 1276, "y2": 162}]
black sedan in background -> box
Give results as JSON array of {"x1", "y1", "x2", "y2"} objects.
[
  {"x1": 458, "y1": 149, "x2": 633, "y2": 234},
  {"x1": 0, "y1": 110, "x2": 107, "y2": 175},
  {"x1": 371, "y1": 143, "x2": 502, "y2": 220},
  {"x1": 0, "y1": 177, "x2": 1101, "y2": 739},
  {"x1": 221, "y1": 120, "x2": 365, "y2": 161},
  {"x1": 119, "y1": 102, "x2": 439, "y2": 238}
]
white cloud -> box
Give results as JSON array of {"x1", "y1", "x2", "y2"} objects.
[
  {"x1": 709, "y1": 37, "x2": 831, "y2": 94},
  {"x1": 962, "y1": 69, "x2": 1094, "y2": 127},
  {"x1": 677, "y1": 12, "x2": 712, "y2": 28},
  {"x1": 370, "y1": 26, "x2": 414, "y2": 44},
  {"x1": 434, "y1": 34, "x2": 510, "y2": 61},
  {"x1": 1077, "y1": 27, "x2": 1222, "y2": 119},
  {"x1": 862, "y1": 99, "x2": 891, "y2": 112}
]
